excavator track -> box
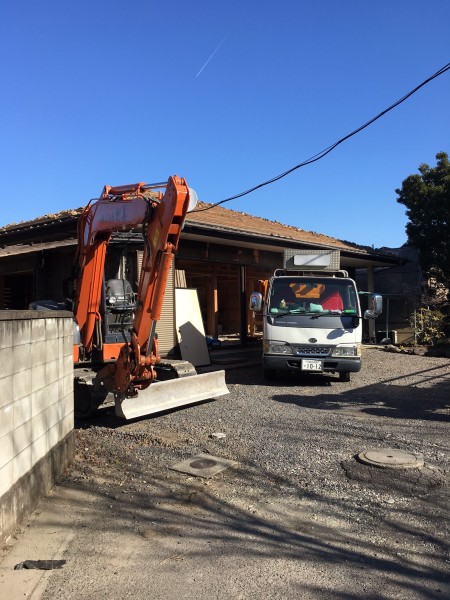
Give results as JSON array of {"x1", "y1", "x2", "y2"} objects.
[
  {"x1": 154, "y1": 360, "x2": 198, "y2": 380},
  {"x1": 74, "y1": 370, "x2": 112, "y2": 418}
]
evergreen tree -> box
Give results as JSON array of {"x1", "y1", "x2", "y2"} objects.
[{"x1": 396, "y1": 152, "x2": 450, "y2": 292}]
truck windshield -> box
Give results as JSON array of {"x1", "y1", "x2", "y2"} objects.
[{"x1": 268, "y1": 277, "x2": 359, "y2": 316}]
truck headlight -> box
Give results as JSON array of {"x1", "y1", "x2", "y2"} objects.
[
  {"x1": 331, "y1": 343, "x2": 362, "y2": 357},
  {"x1": 263, "y1": 340, "x2": 294, "y2": 355}
]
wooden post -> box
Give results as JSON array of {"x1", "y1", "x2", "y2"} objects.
[
  {"x1": 206, "y1": 273, "x2": 218, "y2": 338},
  {"x1": 239, "y1": 265, "x2": 247, "y2": 346}
]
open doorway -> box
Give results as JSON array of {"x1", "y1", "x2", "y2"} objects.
[
  {"x1": 0, "y1": 272, "x2": 34, "y2": 309},
  {"x1": 176, "y1": 259, "x2": 270, "y2": 346}
]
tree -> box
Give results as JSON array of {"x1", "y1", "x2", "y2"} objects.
[{"x1": 396, "y1": 152, "x2": 450, "y2": 293}]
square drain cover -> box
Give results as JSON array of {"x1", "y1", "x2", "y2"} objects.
[{"x1": 170, "y1": 453, "x2": 238, "y2": 478}]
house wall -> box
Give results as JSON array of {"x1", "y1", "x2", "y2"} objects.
[
  {"x1": 0, "y1": 255, "x2": 36, "y2": 309},
  {"x1": 0, "y1": 311, "x2": 74, "y2": 544},
  {"x1": 357, "y1": 247, "x2": 423, "y2": 345},
  {"x1": 35, "y1": 248, "x2": 75, "y2": 302}
]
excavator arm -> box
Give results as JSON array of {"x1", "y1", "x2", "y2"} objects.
[{"x1": 74, "y1": 176, "x2": 189, "y2": 357}]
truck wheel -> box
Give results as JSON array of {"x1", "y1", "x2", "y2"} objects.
[
  {"x1": 263, "y1": 368, "x2": 277, "y2": 381},
  {"x1": 339, "y1": 372, "x2": 351, "y2": 383}
]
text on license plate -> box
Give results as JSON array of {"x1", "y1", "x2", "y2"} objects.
[{"x1": 301, "y1": 359, "x2": 323, "y2": 371}]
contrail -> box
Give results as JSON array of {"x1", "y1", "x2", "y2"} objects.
[{"x1": 195, "y1": 37, "x2": 227, "y2": 78}]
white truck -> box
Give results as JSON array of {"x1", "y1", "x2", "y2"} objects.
[{"x1": 249, "y1": 250, "x2": 382, "y2": 382}]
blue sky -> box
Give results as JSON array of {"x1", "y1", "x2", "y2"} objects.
[{"x1": 1, "y1": 0, "x2": 449, "y2": 248}]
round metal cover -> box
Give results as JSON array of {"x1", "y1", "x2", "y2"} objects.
[
  {"x1": 357, "y1": 448, "x2": 424, "y2": 469},
  {"x1": 189, "y1": 458, "x2": 218, "y2": 470}
]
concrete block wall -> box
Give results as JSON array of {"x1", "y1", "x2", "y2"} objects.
[{"x1": 0, "y1": 311, "x2": 75, "y2": 543}]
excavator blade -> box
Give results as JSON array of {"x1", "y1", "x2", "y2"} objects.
[{"x1": 114, "y1": 370, "x2": 229, "y2": 420}]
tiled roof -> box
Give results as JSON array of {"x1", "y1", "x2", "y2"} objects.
[
  {"x1": 0, "y1": 209, "x2": 83, "y2": 233},
  {"x1": 1, "y1": 201, "x2": 380, "y2": 257},
  {"x1": 186, "y1": 202, "x2": 372, "y2": 254}
]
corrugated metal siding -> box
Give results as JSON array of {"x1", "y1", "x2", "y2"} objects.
[
  {"x1": 136, "y1": 251, "x2": 177, "y2": 357},
  {"x1": 155, "y1": 262, "x2": 176, "y2": 356}
]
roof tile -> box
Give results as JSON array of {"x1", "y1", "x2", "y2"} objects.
[
  {"x1": 1, "y1": 201, "x2": 374, "y2": 255},
  {"x1": 187, "y1": 202, "x2": 370, "y2": 252}
]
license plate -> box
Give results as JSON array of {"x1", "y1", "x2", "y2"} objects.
[{"x1": 301, "y1": 359, "x2": 323, "y2": 372}]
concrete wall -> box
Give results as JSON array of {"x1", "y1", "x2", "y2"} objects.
[{"x1": 0, "y1": 311, "x2": 74, "y2": 543}]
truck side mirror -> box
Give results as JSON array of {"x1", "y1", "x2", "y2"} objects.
[
  {"x1": 364, "y1": 294, "x2": 382, "y2": 319},
  {"x1": 249, "y1": 292, "x2": 262, "y2": 312}
]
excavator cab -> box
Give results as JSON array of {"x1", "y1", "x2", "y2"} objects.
[
  {"x1": 105, "y1": 278, "x2": 136, "y2": 313},
  {"x1": 97, "y1": 279, "x2": 136, "y2": 360}
]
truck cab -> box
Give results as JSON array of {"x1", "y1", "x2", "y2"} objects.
[{"x1": 250, "y1": 251, "x2": 382, "y2": 382}]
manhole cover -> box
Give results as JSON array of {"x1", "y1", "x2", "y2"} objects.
[
  {"x1": 170, "y1": 453, "x2": 238, "y2": 478},
  {"x1": 190, "y1": 458, "x2": 217, "y2": 470},
  {"x1": 357, "y1": 448, "x2": 424, "y2": 469}
]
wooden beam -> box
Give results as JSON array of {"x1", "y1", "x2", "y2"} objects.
[{"x1": 206, "y1": 274, "x2": 218, "y2": 337}]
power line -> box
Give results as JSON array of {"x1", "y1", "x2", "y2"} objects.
[{"x1": 192, "y1": 61, "x2": 450, "y2": 213}]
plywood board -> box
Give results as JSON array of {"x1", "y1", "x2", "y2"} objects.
[{"x1": 175, "y1": 288, "x2": 210, "y2": 366}]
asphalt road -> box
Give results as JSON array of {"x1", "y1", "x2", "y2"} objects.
[{"x1": 1, "y1": 348, "x2": 449, "y2": 600}]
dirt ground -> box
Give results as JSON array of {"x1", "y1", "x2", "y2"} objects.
[{"x1": 1, "y1": 347, "x2": 449, "y2": 600}]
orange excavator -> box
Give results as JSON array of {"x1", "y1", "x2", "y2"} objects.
[{"x1": 71, "y1": 175, "x2": 228, "y2": 419}]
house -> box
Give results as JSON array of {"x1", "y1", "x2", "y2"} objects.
[{"x1": 0, "y1": 200, "x2": 405, "y2": 352}]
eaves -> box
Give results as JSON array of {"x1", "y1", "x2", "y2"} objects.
[
  {"x1": 0, "y1": 238, "x2": 78, "y2": 258},
  {"x1": 181, "y1": 222, "x2": 402, "y2": 268}
]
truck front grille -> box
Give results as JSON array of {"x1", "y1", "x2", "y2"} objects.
[{"x1": 293, "y1": 346, "x2": 331, "y2": 357}]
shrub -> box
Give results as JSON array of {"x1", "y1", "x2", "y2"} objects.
[{"x1": 413, "y1": 307, "x2": 447, "y2": 346}]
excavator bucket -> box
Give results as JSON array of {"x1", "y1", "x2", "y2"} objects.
[{"x1": 114, "y1": 370, "x2": 229, "y2": 420}]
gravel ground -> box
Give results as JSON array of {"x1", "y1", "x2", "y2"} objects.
[{"x1": 4, "y1": 348, "x2": 450, "y2": 600}]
